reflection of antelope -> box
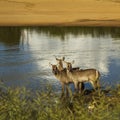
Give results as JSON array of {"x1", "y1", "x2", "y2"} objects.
[
  {"x1": 49, "y1": 63, "x2": 72, "y2": 97},
  {"x1": 64, "y1": 60, "x2": 100, "y2": 90},
  {"x1": 55, "y1": 57, "x2": 84, "y2": 93}
]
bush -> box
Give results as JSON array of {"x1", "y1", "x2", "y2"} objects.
[{"x1": 0, "y1": 85, "x2": 120, "y2": 120}]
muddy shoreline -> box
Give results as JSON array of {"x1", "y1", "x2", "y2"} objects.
[{"x1": 0, "y1": 19, "x2": 120, "y2": 27}]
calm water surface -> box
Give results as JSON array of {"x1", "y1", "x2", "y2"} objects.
[{"x1": 0, "y1": 27, "x2": 120, "y2": 91}]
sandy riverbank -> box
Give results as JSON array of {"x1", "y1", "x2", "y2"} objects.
[{"x1": 0, "y1": 0, "x2": 120, "y2": 26}]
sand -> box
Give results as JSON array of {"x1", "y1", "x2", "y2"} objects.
[{"x1": 0, "y1": 0, "x2": 120, "y2": 26}]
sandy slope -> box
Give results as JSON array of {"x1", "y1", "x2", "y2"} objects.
[{"x1": 0, "y1": 0, "x2": 120, "y2": 26}]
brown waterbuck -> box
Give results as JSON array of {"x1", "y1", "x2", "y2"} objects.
[
  {"x1": 55, "y1": 56, "x2": 85, "y2": 93},
  {"x1": 49, "y1": 63, "x2": 73, "y2": 97},
  {"x1": 64, "y1": 60, "x2": 100, "y2": 91}
]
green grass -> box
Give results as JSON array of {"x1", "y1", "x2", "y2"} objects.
[{"x1": 0, "y1": 84, "x2": 120, "y2": 120}]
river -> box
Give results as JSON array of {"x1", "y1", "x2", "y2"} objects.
[{"x1": 0, "y1": 27, "x2": 120, "y2": 91}]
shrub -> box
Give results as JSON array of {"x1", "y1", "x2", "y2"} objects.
[{"x1": 0, "y1": 84, "x2": 120, "y2": 120}]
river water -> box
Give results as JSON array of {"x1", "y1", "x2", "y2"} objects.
[{"x1": 0, "y1": 27, "x2": 120, "y2": 91}]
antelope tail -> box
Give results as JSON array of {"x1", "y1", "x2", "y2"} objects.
[{"x1": 96, "y1": 70, "x2": 100, "y2": 80}]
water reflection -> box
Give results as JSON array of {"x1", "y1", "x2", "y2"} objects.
[
  {"x1": 0, "y1": 27, "x2": 21, "y2": 46},
  {"x1": 0, "y1": 27, "x2": 120, "y2": 91},
  {"x1": 34, "y1": 26, "x2": 120, "y2": 39}
]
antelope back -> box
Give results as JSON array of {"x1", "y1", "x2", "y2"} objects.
[
  {"x1": 73, "y1": 69, "x2": 100, "y2": 85},
  {"x1": 64, "y1": 61, "x2": 100, "y2": 82}
]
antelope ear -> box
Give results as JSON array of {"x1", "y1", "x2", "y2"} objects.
[
  {"x1": 55, "y1": 57, "x2": 59, "y2": 61},
  {"x1": 62, "y1": 57, "x2": 65, "y2": 61},
  {"x1": 71, "y1": 60, "x2": 75, "y2": 64},
  {"x1": 49, "y1": 62, "x2": 52, "y2": 67},
  {"x1": 54, "y1": 55, "x2": 58, "y2": 60}
]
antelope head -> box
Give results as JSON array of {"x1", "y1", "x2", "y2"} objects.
[
  {"x1": 49, "y1": 63, "x2": 59, "y2": 75},
  {"x1": 64, "y1": 60, "x2": 75, "y2": 72}
]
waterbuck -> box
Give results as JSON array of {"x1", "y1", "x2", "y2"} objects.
[
  {"x1": 64, "y1": 60, "x2": 100, "y2": 91},
  {"x1": 55, "y1": 57, "x2": 85, "y2": 93},
  {"x1": 49, "y1": 63, "x2": 73, "y2": 97}
]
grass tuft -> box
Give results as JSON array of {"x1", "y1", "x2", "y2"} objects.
[{"x1": 0, "y1": 83, "x2": 120, "y2": 120}]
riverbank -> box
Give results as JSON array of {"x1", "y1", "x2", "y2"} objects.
[
  {"x1": 0, "y1": 0, "x2": 120, "y2": 26},
  {"x1": 0, "y1": 19, "x2": 120, "y2": 27}
]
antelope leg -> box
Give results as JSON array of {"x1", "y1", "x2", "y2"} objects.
[
  {"x1": 78, "y1": 82, "x2": 85, "y2": 93},
  {"x1": 61, "y1": 83, "x2": 65, "y2": 97}
]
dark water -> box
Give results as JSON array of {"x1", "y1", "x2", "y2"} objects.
[{"x1": 0, "y1": 27, "x2": 120, "y2": 91}]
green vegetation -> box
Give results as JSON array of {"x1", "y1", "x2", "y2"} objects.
[{"x1": 0, "y1": 83, "x2": 120, "y2": 120}]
